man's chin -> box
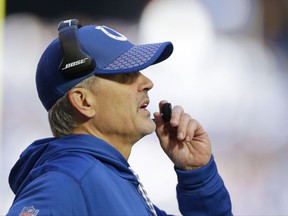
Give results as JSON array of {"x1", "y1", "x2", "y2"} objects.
[{"x1": 145, "y1": 119, "x2": 156, "y2": 135}]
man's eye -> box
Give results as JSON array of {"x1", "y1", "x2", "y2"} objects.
[{"x1": 120, "y1": 73, "x2": 134, "y2": 84}]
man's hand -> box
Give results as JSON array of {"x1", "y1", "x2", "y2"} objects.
[{"x1": 154, "y1": 101, "x2": 212, "y2": 170}]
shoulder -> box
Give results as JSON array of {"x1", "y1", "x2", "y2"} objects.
[
  {"x1": 8, "y1": 171, "x2": 89, "y2": 216},
  {"x1": 43, "y1": 151, "x2": 100, "y2": 180}
]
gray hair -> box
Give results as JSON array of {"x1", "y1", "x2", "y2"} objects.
[{"x1": 48, "y1": 76, "x2": 97, "y2": 137}]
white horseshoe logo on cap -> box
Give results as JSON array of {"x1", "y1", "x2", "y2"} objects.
[{"x1": 96, "y1": 26, "x2": 127, "y2": 41}]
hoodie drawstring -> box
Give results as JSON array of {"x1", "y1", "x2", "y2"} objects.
[{"x1": 129, "y1": 167, "x2": 157, "y2": 216}]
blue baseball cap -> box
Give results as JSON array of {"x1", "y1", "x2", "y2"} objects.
[{"x1": 36, "y1": 21, "x2": 173, "y2": 111}]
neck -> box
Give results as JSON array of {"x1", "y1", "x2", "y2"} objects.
[
  {"x1": 73, "y1": 127, "x2": 136, "y2": 160},
  {"x1": 97, "y1": 134, "x2": 134, "y2": 160}
]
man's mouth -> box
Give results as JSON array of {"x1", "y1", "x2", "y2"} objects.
[{"x1": 139, "y1": 98, "x2": 150, "y2": 111}]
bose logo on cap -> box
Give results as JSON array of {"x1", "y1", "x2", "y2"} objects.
[{"x1": 62, "y1": 58, "x2": 89, "y2": 70}]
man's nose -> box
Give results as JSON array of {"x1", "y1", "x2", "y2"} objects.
[{"x1": 138, "y1": 73, "x2": 154, "y2": 92}]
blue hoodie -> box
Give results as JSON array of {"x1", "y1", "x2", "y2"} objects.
[{"x1": 7, "y1": 134, "x2": 232, "y2": 216}]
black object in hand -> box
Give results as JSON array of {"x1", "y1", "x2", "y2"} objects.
[{"x1": 161, "y1": 103, "x2": 172, "y2": 122}]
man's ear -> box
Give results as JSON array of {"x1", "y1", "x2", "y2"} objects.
[{"x1": 67, "y1": 88, "x2": 96, "y2": 118}]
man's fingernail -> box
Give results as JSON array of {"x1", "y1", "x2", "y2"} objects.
[{"x1": 178, "y1": 132, "x2": 184, "y2": 140}]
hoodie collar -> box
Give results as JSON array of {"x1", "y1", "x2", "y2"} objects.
[{"x1": 9, "y1": 134, "x2": 137, "y2": 194}]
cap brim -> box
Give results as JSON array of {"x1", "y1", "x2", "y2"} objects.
[{"x1": 95, "y1": 42, "x2": 173, "y2": 74}]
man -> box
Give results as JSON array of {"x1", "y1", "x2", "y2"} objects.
[{"x1": 7, "y1": 19, "x2": 232, "y2": 216}]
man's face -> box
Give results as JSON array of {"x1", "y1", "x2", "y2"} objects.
[{"x1": 90, "y1": 72, "x2": 155, "y2": 145}]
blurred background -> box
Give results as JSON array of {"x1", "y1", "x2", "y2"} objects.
[{"x1": 1, "y1": 0, "x2": 288, "y2": 215}]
